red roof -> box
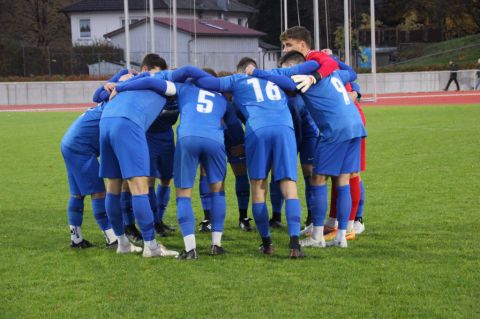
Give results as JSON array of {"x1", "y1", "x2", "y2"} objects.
[{"x1": 104, "y1": 18, "x2": 265, "y2": 38}]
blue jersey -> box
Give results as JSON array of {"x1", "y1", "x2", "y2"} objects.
[
  {"x1": 218, "y1": 74, "x2": 292, "y2": 136},
  {"x1": 61, "y1": 103, "x2": 104, "y2": 156},
  {"x1": 289, "y1": 95, "x2": 319, "y2": 138},
  {"x1": 148, "y1": 97, "x2": 179, "y2": 133},
  {"x1": 269, "y1": 67, "x2": 365, "y2": 143},
  {"x1": 175, "y1": 82, "x2": 229, "y2": 145}
]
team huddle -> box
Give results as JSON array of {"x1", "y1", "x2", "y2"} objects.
[{"x1": 60, "y1": 26, "x2": 367, "y2": 259}]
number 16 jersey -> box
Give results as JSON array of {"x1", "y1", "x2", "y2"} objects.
[{"x1": 218, "y1": 74, "x2": 293, "y2": 136}]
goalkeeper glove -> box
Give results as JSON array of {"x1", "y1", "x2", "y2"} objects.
[{"x1": 291, "y1": 74, "x2": 317, "y2": 93}]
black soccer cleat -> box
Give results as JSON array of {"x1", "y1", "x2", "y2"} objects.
[
  {"x1": 239, "y1": 217, "x2": 253, "y2": 231},
  {"x1": 176, "y1": 249, "x2": 198, "y2": 260},
  {"x1": 258, "y1": 243, "x2": 275, "y2": 256},
  {"x1": 269, "y1": 218, "x2": 283, "y2": 229},
  {"x1": 105, "y1": 240, "x2": 118, "y2": 249},
  {"x1": 71, "y1": 239, "x2": 94, "y2": 249},
  {"x1": 289, "y1": 248, "x2": 306, "y2": 259},
  {"x1": 198, "y1": 220, "x2": 212, "y2": 232},
  {"x1": 124, "y1": 224, "x2": 143, "y2": 245},
  {"x1": 209, "y1": 245, "x2": 226, "y2": 256},
  {"x1": 160, "y1": 221, "x2": 176, "y2": 232}
]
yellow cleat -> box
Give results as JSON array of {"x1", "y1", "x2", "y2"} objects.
[
  {"x1": 346, "y1": 230, "x2": 356, "y2": 241},
  {"x1": 323, "y1": 228, "x2": 338, "y2": 241}
]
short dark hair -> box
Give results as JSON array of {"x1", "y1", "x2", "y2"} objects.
[
  {"x1": 236, "y1": 57, "x2": 257, "y2": 73},
  {"x1": 279, "y1": 50, "x2": 306, "y2": 67},
  {"x1": 141, "y1": 53, "x2": 167, "y2": 70},
  {"x1": 202, "y1": 67, "x2": 218, "y2": 77},
  {"x1": 279, "y1": 26, "x2": 312, "y2": 48}
]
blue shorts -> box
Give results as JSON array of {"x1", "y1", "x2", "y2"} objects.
[
  {"x1": 174, "y1": 136, "x2": 226, "y2": 188},
  {"x1": 99, "y1": 117, "x2": 150, "y2": 179},
  {"x1": 147, "y1": 128, "x2": 175, "y2": 179},
  {"x1": 245, "y1": 126, "x2": 297, "y2": 182},
  {"x1": 299, "y1": 135, "x2": 318, "y2": 165},
  {"x1": 61, "y1": 144, "x2": 105, "y2": 196},
  {"x1": 314, "y1": 137, "x2": 361, "y2": 176}
]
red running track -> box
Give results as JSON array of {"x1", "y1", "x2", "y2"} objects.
[
  {"x1": 0, "y1": 91, "x2": 479, "y2": 112},
  {"x1": 362, "y1": 91, "x2": 480, "y2": 106}
]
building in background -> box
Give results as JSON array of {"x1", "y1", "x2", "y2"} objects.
[
  {"x1": 103, "y1": 17, "x2": 276, "y2": 72},
  {"x1": 61, "y1": 0, "x2": 256, "y2": 45}
]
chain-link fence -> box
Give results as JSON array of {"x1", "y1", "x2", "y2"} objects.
[{"x1": 0, "y1": 44, "x2": 124, "y2": 77}]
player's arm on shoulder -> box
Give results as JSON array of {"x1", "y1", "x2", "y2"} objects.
[
  {"x1": 108, "y1": 68, "x2": 129, "y2": 83},
  {"x1": 171, "y1": 65, "x2": 213, "y2": 83},
  {"x1": 337, "y1": 70, "x2": 357, "y2": 86},
  {"x1": 251, "y1": 69, "x2": 297, "y2": 92},
  {"x1": 116, "y1": 77, "x2": 177, "y2": 96},
  {"x1": 307, "y1": 51, "x2": 338, "y2": 79}
]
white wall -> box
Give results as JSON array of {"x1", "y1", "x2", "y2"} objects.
[
  {"x1": 108, "y1": 23, "x2": 261, "y2": 71},
  {"x1": 0, "y1": 81, "x2": 103, "y2": 105},
  {"x1": 70, "y1": 10, "x2": 248, "y2": 45},
  {"x1": 357, "y1": 70, "x2": 479, "y2": 94},
  {"x1": 3, "y1": 70, "x2": 478, "y2": 106}
]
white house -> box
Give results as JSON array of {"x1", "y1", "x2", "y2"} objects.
[
  {"x1": 103, "y1": 17, "x2": 278, "y2": 72},
  {"x1": 61, "y1": 0, "x2": 257, "y2": 45}
]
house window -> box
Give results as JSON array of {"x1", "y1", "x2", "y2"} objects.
[
  {"x1": 80, "y1": 19, "x2": 91, "y2": 37},
  {"x1": 238, "y1": 18, "x2": 242, "y2": 25}
]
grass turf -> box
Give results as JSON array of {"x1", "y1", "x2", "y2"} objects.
[{"x1": 0, "y1": 104, "x2": 479, "y2": 318}]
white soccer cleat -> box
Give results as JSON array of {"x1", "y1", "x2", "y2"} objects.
[
  {"x1": 116, "y1": 242, "x2": 143, "y2": 254},
  {"x1": 300, "y1": 223, "x2": 313, "y2": 237},
  {"x1": 143, "y1": 243, "x2": 179, "y2": 258},
  {"x1": 353, "y1": 220, "x2": 365, "y2": 235},
  {"x1": 326, "y1": 239, "x2": 348, "y2": 248},
  {"x1": 300, "y1": 236, "x2": 326, "y2": 248}
]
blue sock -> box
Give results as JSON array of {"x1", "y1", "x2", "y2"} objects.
[
  {"x1": 105, "y1": 193, "x2": 124, "y2": 236},
  {"x1": 156, "y1": 184, "x2": 170, "y2": 221},
  {"x1": 67, "y1": 196, "x2": 84, "y2": 226},
  {"x1": 269, "y1": 180, "x2": 284, "y2": 213},
  {"x1": 120, "y1": 191, "x2": 135, "y2": 226},
  {"x1": 285, "y1": 199, "x2": 301, "y2": 237},
  {"x1": 252, "y1": 202, "x2": 270, "y2": 238},
  {"x1": 210, "y1": 192, "x2": 226, "y2": 232},
  {"x1": 310, "y1": 185, "x2": 328, "y2": 226},
  {"x1": 148, "y1": 187, "x2": 159, "y2": 223},
  {"x1": 356, "y1": 181, "x2": 365, "y2": 218},
  {"x1": 131, "y1": 194, "x2": 155, "y2": 241},
  {"x1": 304, "y1": 175, "x2": 313, "y2": 214},
  {"x1": 91, "y1": 197, "x2": 111, "y2": 231},
  {"x1": 176, "y1": 197, "x2": 195, "y2": 237},
  {"x1": 199, "y1": 175, "x2": 212, "y2": 213},
  {"x1": 336, "y1": 185, "x2": 352, "y2": 230},
  {"x1": 235, "y1": 175, "x2": 250, "y2": 210}
]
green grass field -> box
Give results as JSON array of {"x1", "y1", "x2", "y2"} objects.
[{"x1": 1, "y1": 104, "x2": 479, "y2": 318}]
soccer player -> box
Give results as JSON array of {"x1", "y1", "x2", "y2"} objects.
[
  {"x1": 280, "y1": 26, "x2": 339, "y2": 93},
  {"x1": 118, "y1": 54, "x2": 178, "y2": 241},
  {"x1": 176, "y1": 58, "x2": 317, "y2": 258},
  {"x1": 198, "y1": 102, "x2": 252, "y2": 232},
  {"x1": 98, "y1": 55, "x2": 178, "y2": 258},
  {"x1": 268, "y1": 53, "x2": 320, "y2": 230},
  {"x1": 315, "y1": 50, "x2": 367, "y2": 239},
  {"x1": 249, "y1": 51, "x2": 366, "y2": 248},
  {"x1": 60, "y1": 69, "x2": 133, "y2": 248},
  {"x1": 115, "y1": 67, "x2": 237, "y2": 259}
]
